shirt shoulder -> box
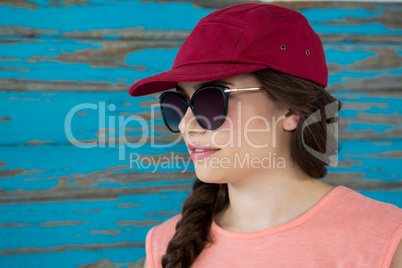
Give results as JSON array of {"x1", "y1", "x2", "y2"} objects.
[
  {"x1": 331, "y1": 186, "x2": 402, "y2": 267},
  {"x1": 145, "y1": 214, "x2": 182, "y2": 268},
  {"x1": 336, "y1": 186, "x2": 402, "y2": 225}
]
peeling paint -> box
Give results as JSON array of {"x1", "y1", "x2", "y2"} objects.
[
  {"x1": 0, "y1": 117, "x2": 11, "y2": 122},
  {"x1": 39, "y1": 220, "x2": 89, "y2": 227},
  {"x1": 67, "y1": 133, "x2": 182, "y2": 145},
  {"x1": 0, "y1": 57, "x2": 20, "y2": 61},
  {"x1": 0, "y1": 0, "x2": 38, "y2": 10},
  {"x1": 146, "y1": 210, "x2": 179, "y2": 217},
  {"x1": 343, "y1": 150, "x2": 402, "y2": 159},
  {"x1": 0, "y1": 78, "x2": 129, "y2": 91},
  {"x1": 47, "y1": 0, "x2": 95, "y2": 8},
  {"x1": 26, "y1": 140, "x2": 54, "y2": 145},
  {"x1": 327, "y1": 46, "x2": 402, "y2": 72},
  {"x1": 24, "y1": 41, "x2": 178, "y2": 69},
  {"x1": 116, "y1": 220, "x2": 162, "y2": 227},
  {"x1": 0, "y1": 67, "x2": 29, "y2": 72},
  {"x1": 116, "y1": 203, "x2": 141, "y2": 208},
  {"x1": 337, "y1": 160, "x2": 363, "y2": 168},
  {"x1": 320, "y1": 34, "x2": 402, "y2": 43},
  {"x1": 90, "y1": 229, "x2": 121, "y2": 236},
  {"x1": 329, "y1": 74, "x2": 401, "y2": 94},
  {"x1": 74, "y1": 208, "x2": 100, "y2": 213},
  {"x1": 0, "y1": 223, "x2": 33, "y2": 228},
  {"x1": 60, "y1": 27, "x2": 190, "y2": 40},
  {"x1": 322, "y1": 10, "x2": 402, "y2": 31},
  {"x1": 8, "y1": 97, "x2": 50, "y2": 102},
  {"x1": 138, "y1": 98, "x2": 159, "y2": 107},
  {"x1": 76, "y1": 257, "x2": 144, "y2": 268},
  {"x1": 0, "y1": 168, "x2": 44, "y2": 179},
  {"x1": 0, "y1": 241, "x2": 144, "y2": 256},
  {"x1": 0, "y1": 184, "x2": 193, "y2": 204},
  {"x1": 0, "y1": 26, "x2": 58, "y2": 38},
  {"x1": 342, "y1": 102, "x2": 388, "y2": 110},
  {"x1": 96, "y1": 128, "x2": 117, "y2": 138}
]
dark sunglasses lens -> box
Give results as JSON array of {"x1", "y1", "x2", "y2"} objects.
[
  {"x1": 193, "y1": 87, "x2": 226, "y2": 129},
  {"x1": 161, "y1": 94, "x2": 186, "y2": 132}
]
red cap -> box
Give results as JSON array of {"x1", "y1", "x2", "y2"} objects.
[{"x1": 129, "y1": 3, "x2": 327, "y2": 96}]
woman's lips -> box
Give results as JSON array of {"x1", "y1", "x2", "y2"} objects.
[
  {"x1": 187, "y1": 143, "x2": 221, "y2": 160},
  {"x1": 190, "y1": 148, "x2": 220, "y2": 160}
]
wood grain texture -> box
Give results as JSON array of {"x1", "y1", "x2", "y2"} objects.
[{"x1": 0, "y1": 1, "x2": 401, "y2": 267}]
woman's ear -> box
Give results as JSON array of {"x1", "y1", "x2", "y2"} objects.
[{"x1": 283, "y1": 108, "x2": 300, "y2": 131}]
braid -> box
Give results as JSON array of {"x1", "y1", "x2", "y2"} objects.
[{"x1": 161, "y1": 178, "x2": 228, "y2": 267}]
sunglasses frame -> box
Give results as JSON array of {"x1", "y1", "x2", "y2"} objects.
[{"x1": 159, "y1": 85, "x2": 263, "y2": 133}]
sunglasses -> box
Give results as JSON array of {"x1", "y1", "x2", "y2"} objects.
[{"x1": 159, "y1": 85, "x2": 263, "y2": 133}]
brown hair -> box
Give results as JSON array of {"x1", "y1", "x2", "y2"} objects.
[{"x1": 161, "y1": 68, "x2": 342, "y2": 267}]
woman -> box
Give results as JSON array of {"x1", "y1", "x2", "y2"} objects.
[{"x1": 129, "y1": 3, "x2": 402, "y2": 268}]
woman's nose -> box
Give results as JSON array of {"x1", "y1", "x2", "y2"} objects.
[{"x1": 178, "y1": 106, "x2": 205, "y2": 134}]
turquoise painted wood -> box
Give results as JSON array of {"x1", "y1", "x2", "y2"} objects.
[{"x1": 0, "y1": 1, "x2": 401, "y2": 267}]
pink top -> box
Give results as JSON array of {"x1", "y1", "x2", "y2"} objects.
[{"x1": 145, "y1": 186, "x2": 402, "y2": 267}]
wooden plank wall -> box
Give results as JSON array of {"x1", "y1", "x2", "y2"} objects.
[{"x1": 0, "y1": 0, "x2": 401, "y2": 267}]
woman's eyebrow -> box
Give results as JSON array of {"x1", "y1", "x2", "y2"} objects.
[
  {"x1": 193, "y1": 79, "x2": 234, "y2": 89},
  {"x1": 175, "y1": 79, "x2": 234, "y2": 94},
  {"x1": 175, "y1": 85, "x2": 186, "y2": 94}
]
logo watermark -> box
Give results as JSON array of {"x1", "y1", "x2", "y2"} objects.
[
  {"x1": 129, "y1": 152, "x2": 286, "y2": 173},
  {"x1": 64, "y1": 100, "x2": 339, "y2": 167}
]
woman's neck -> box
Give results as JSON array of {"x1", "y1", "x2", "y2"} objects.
[{"x1": 214, "y1": 169, "x2": 334, "y2": 233}]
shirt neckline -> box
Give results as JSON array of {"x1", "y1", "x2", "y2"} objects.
[{"x1": 211, "y1": 185, "x2": 347, "y2": 239}]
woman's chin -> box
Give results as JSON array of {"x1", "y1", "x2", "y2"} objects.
[
  {"x1": 194, "y1": 166, "x2": 230, "y2": 184},
  {"x1": 195, "y1": 168, "x2": 226, "y2": 183}
]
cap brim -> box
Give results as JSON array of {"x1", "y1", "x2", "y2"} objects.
[{"x1": 129, "y1": 63, "x2": 268, "y2": 96}]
